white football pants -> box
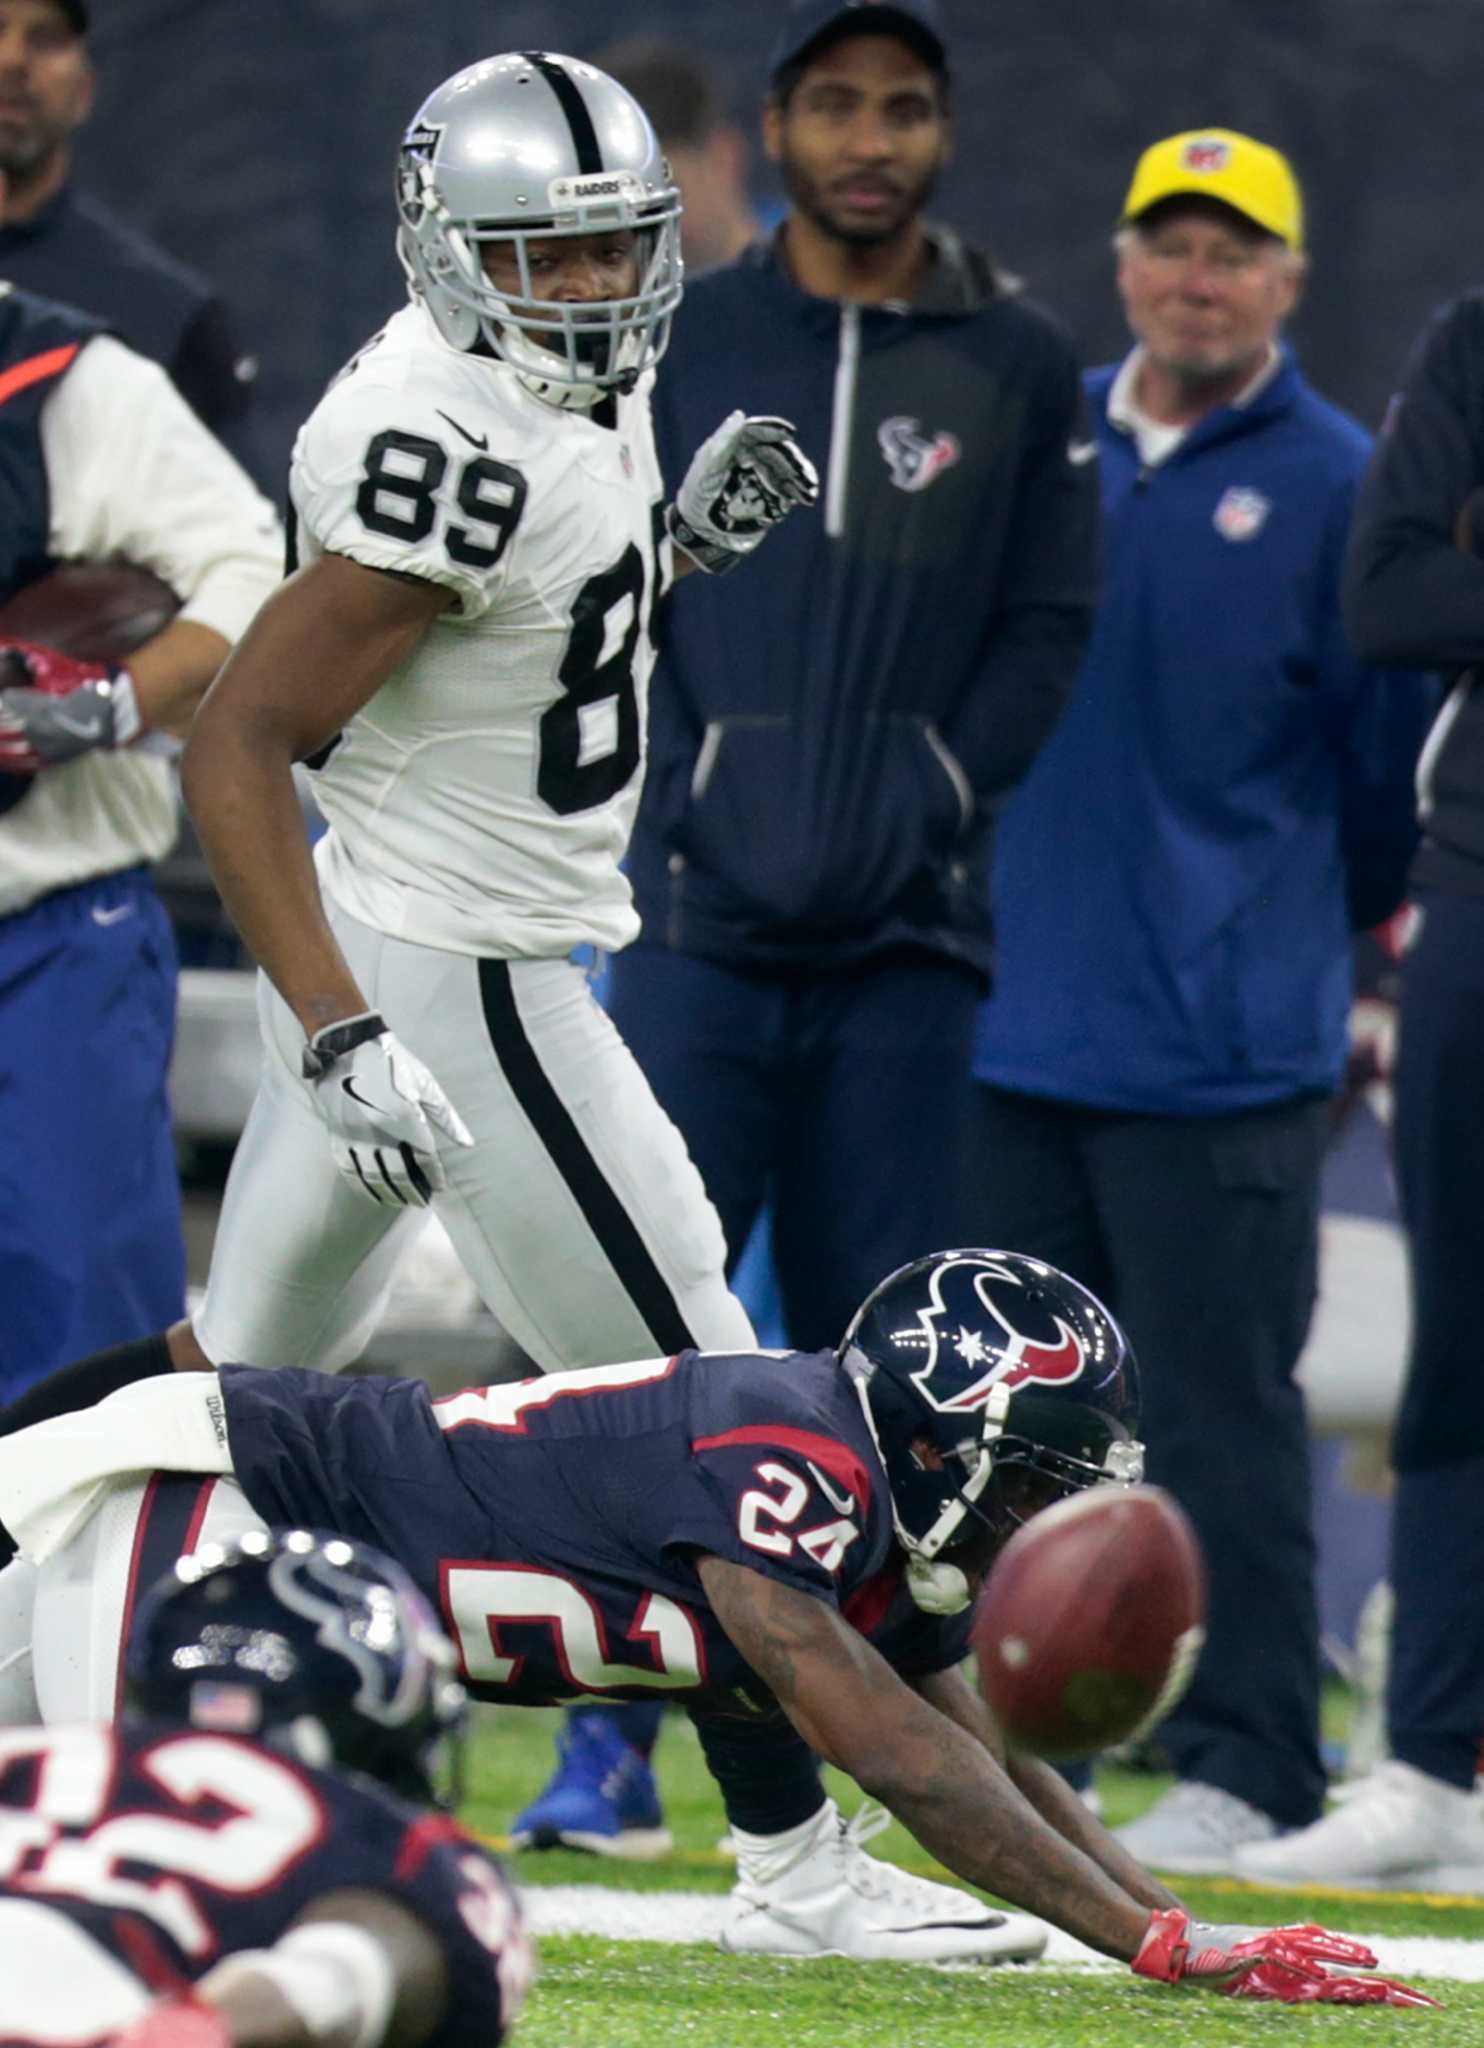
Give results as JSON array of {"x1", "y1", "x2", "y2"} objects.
[{"x1": 195, "y1": 904, "x2": 753, "y2": 1372}]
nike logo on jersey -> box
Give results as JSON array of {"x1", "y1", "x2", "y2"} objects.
[
  {"x1": 1066, "y1": 438, "x2": 1099, "y2": 466},
  {"x1": 90, "y1": 903, "x2": 135, "y2": 926},
  {"x1": 437, "y1": 409, "x2": 490, "y2": 452},
  {"x1": 806, "y1": 1461, "x2": 857, "y2": 1519}
]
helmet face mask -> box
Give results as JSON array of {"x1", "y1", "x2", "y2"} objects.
[
  {"x1": 124, "y1": 1530, "x2": 468, "y2": 1807},
  {"x1": 395, "y1": 55, "x2": 684, "y2": 409},
  {"x1": 839, "y1": 1250, "x2": 1145, "y2": 1613}
]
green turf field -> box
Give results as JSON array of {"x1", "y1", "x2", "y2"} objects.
[{"x1": 461, "y1": 1705, "x2": 1481, "y2": 2045}]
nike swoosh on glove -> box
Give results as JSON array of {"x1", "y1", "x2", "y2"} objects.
[
  {"x1": 109, "y1": 1999, "x2": 232, "y2": 2048},
  {"x1": 1131, "y1": 1908, "x2": 1439, "y2": 2007},
  {"x1": 303, "y1": 1010, "x2": 474, "y2": 1207},
  {"x1": 667, "y1": 411, "x2": 820, "y2": 574},
  {"x1": 0, "y1": 638, "x2": 141, "y2": 770}
]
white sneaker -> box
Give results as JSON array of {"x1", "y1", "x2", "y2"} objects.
[
  {"x1": 1112, "y1": 1781, "x2": 1278, "y2": 1874},
  {"x1": 719, "y1": 1798, "x2": 1049, "y2": 1963},
  {"x1": 1232, "y1": 1761, "x2": 1484, "y2": 1893}
]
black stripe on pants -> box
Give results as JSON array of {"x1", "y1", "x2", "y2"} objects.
[{"x1": 477, "y1": 960, "x2": 696, "y2": 1356}]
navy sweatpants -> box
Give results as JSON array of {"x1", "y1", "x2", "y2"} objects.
[
  {"x1": 1388, "y1": 889, "x2": 1484, "y2": 1789},
  {"x1": 969, "y1": 1084, "x2": 1329, "y2": 1828},
  {"x1": 0, "y1": 869, "x2": 186, "y2": 1396},
  {"x1": 604, "y1": 944, "x2": 982, "y2": 1352}
]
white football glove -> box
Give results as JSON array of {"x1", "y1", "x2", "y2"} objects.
[
  {"x1": 301, "y1": 1011, "x2": 473, "y2": 1207},
  {"x1": 667, "y1": 411, "x2": 819, "y2": 574}
]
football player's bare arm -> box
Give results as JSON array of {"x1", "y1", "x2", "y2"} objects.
[
  {"x1": 695, "y1": 1553, "x2": 1152, "y2": 1962},
  {"x1": 181, "y1": 553, "x2": 452, "y2": 1036},
  {"x1": 912, "y1": 1663, "x2": 1182, "y2": 1914},
  {"x1": 190, "y1": 1889, "x2": 447, "y2": 2048},
  {"x1": 127, "y1": 618, "x2": 234, "y2": 737}
]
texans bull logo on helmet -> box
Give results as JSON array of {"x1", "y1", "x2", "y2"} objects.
[{"x1": 890, "y1": 1254, "x2": 1088, "y2": 1413}]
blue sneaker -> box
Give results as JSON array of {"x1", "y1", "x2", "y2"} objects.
[{"x1": 510, "y1": 1710, "x2": 674, "y2": 1859}]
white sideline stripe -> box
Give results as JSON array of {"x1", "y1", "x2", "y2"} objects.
[{"x1": 520, "y1": 1886, "x2": 1484, "y2": 1982}]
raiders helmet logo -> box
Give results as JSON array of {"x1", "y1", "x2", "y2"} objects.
[
  {"x1": 397, "y1": 119, "x2": 445, "y2": 222},
  {"x1": 889, "y1": 1254, "x2": 1087, "y2": 1412}
]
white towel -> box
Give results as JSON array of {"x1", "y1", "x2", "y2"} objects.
[{"x1": 0, "y1": 1372, "x2": 235, "y2": 1563}]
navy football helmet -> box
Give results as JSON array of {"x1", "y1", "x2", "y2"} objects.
[
  {"x1": 839, "y1": 1250, "x2": 1144, "y2": 1613},
  {"x1": 124, "y1": 1529, "x2": 467, "y2": 1804}
]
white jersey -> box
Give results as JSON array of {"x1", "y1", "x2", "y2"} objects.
[
  {"x1": 0, "y1": 337, "x2": 282, "y2": 919},
  {"x1": 294, "y1": 302, "x2": 670, "y2": 958}
]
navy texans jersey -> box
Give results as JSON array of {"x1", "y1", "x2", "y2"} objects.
[
  {"x1": 0, "y1": 1720, "x2": 530, "y2": 2047},
  {"x1": 218, "y1": 1351, "x2": 971, "y2": 1711}
]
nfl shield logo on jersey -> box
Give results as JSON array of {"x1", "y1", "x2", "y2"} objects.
[{"x1": 1212, "y1": 485, "x2": 1271, "y2": 542}]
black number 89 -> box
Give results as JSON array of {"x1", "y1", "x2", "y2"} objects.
[{"x1": 355, "y1": 430, "x2": 525, "y2": 570}]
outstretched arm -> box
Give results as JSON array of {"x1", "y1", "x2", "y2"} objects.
[
  {"x1": 696, "y1": 1557, "x2": 1437, "y2": 2006},
  {"x1": 911, "y1": 1661, "x2": 1181, "y2": 1913},
  {"x1": 695, "y1": 1551, "x2": 1150, "y2": 1960}
]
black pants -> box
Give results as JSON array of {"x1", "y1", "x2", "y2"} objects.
[
  {"x1": 1388, "y1": 889, "x2": 1484, "y2": 1789},
  {"x1": 969, "y1": 1085, "x2": 1329, "y2": 1827},
  {"x1": 606, "y1": 943, "x2": 982, "y2": 1351}
]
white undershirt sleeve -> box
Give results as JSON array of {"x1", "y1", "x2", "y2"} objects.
[{"x1": 39, "y1": 334, "x2": 284, "y2": 643}]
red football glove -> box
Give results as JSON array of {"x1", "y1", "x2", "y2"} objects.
[
  {"x1": 1132, "y1": 1908, "x2": 1439, "y2": 2007},
  {"x1": 0, "y1": 638, "x2": 140, "y2": 771},
  {"x1": 109, "y1": 1998, "x2": 232, "y2": 2048},
  {"x1": 1228, "y1": 1957, "x2": 1441, "y2": 2007}
]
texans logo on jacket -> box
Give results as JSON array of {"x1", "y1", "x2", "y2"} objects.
[{"x1": 877, "y1": 414, "x2": 962, "y2": 493}]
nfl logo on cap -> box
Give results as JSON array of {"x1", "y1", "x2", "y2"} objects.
[{"x1": 1183, "y1": 137, "x2": 1231, "y2": 172}]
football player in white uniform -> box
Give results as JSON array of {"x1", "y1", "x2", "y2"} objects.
[
  {"x1": 159, "y1": 52, "x2": 817, "y2": 1380},
  {"x1": 10, "y1": 48, "x2": 948, "y2": 1942}
]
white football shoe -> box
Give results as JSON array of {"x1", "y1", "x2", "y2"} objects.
[
  {"x1": 1232, "y1": 1760, "x2": 1484, "y2": 1893},
  {"x1": 1111, "y1": 1781, "x2": 1278, "y2": 1874},
  {"x1": 718, "y1": 1797, "x2": 1048, "y2": 1963}
]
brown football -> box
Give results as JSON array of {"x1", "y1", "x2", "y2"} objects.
[
  {"x1": 971, "y1": 1484, "x2": 1206, "y2": 1762},
  {"x1": 0, "y1": 559, "x2": 180, "y2": 663}
]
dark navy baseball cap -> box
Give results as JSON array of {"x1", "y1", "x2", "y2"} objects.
[{"x1": 767, "y1": 1, "x2": 950, "y2": 84}]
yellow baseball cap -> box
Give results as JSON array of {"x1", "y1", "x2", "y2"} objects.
[{"x1": 1119, "y1": 129, "x2": 1304, "y2": 250}]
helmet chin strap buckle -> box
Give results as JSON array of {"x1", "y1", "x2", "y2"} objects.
[{"x1": 905, "y1": 1554, "x2": 973, "y2": 1616}]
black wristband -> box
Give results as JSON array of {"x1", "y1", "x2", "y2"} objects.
[
  {"x1": 664, "y1": 502, "x2": 744, "y2": 577},
  {"x1": 301, "y1": 1010, "x2": 388, "y2": 1080}
]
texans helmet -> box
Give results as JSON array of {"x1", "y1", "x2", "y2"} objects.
[
  {"x1": 395, "y1": 51, "x2": 683, "y2": 408},
  {"x1": 839, "y1": 1250, "x2": 1144, "y2": 1613},
  {"x1": 124, "y1": 1529, "x2": 467, "y2": 1804}
]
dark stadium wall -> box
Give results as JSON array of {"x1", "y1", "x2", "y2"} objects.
[{"x1": 80, "y1": 0, "x2": 1475, "y2": 490}]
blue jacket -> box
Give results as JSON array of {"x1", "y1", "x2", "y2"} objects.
[
  {"x1": 973, "y1": 349, "x2": 1437, "y2": 1113},
  {"x1": 629, "y1": 231, "x2": 1099, "y2": 980}
]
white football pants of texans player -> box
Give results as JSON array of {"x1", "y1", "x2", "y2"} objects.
[
  {"x1": 195, "y1": 903, "x2": 754, "y2": 1373},
  {"x1": 0, "y1": 1374, "x2": 258, "y2": 1725}
]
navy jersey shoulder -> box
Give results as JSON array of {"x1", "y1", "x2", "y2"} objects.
[
  {"x1": 0, "y1": 1721, "x2": 527, "y2": 2048},
  {"x1": 221, "y1": 1355, "x2": 966, "y2": 1708}
]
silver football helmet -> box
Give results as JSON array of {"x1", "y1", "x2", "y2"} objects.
[{"x1": 396, "y1": 51, "x2": 683, "y2": 409}]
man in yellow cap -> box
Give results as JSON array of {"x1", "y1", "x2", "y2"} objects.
[{"x1": 969, "y1": 130, "x2": 1437, "y2": 1874}]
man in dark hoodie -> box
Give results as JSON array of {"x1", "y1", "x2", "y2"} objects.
[{"x1": 517, "y1": 0, "x2": 1100, "y2": 1859}]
